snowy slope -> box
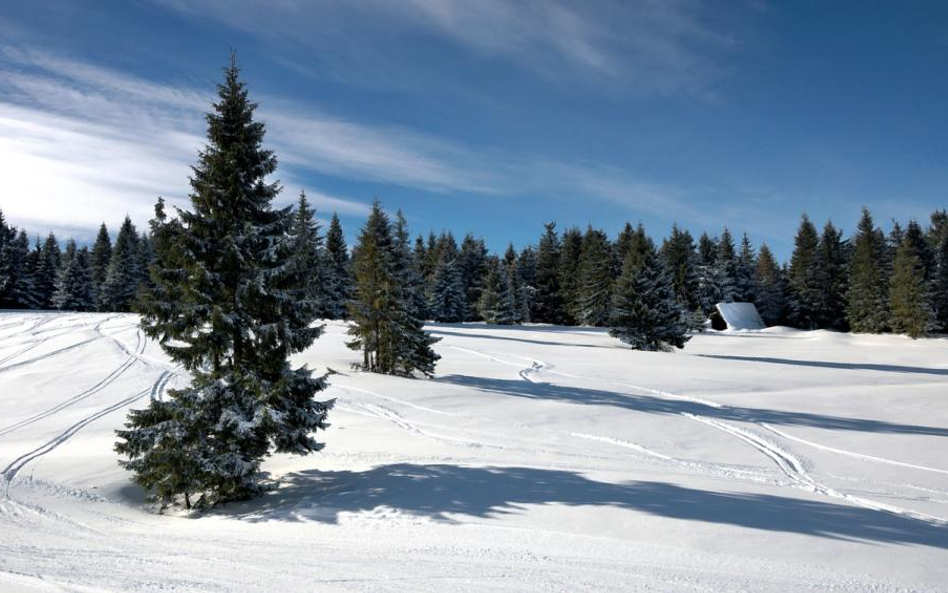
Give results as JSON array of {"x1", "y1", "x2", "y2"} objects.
[{"x1": 1, "y1": 312, "x2": 946, "y2": 591}]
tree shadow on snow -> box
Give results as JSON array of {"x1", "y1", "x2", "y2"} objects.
[
  {"x1": 435, "y1": 374, "x2": 948, "y2": 437},
  {"x1": 429, "y1": 328, "x2": 610, "y2": 349},
  {"x1": 220, "y1": 463, "x2": 948, "y2": 548},
  {"x1": 697, "y1": 354, "x2": 948, "y2": 377}
]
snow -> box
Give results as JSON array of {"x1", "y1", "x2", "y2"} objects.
[
  {"x1": 1, "y1": 312, "x2": 947, "y2": 591},
  {"x1": 716, "y1": 301, "x2": 766, "y2": 330}
]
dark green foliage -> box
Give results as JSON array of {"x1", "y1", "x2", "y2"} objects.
[
  {"x1": 846, "y1": 208, "x2": 889, "y2": 333},
  {"x1": 458, "y1": 233, "x2": 488, "y2": 321},
  {"x1": 394, "y1": 211, "x2": 429, "y2": 321},
  {"x1": 288, "y1": 191, "x2": 325, "y2": 316},
  {"x1": 32, "y1": 233, "x2": 61, "y2": 309},
  {"x1": 477, "y1": 256, "x2": 517, "y2": 325},
  {"x1": 787, "y1": 215, "x2": 821, "y2": 329},
  {"x1": 532, "y1": 222, "x2": 563, "y2": 324},
  {"x1": 53, "y1": 240, "x2": 94, "y2": 311},
  {"x1": 814, "y1": 222, "x2": 849, "y2": 331},
  {"x1": 753, "y1": 244, "x2": 786, "y2": 326},
  {"x1": 575, "y1": 226, "x2": 613, "y2": 326},
  {"x1": 347, "y1": 201, "x2": 440, "y2": 376},
  {"x1": 116, "y1": 60, "x2": 332, "y2": 509},
  {"x1": 889, "y1": 221, "x2": 937, "y2": 337},
  {"x1": 929, "y1": 211, "x2": 948, "y2": 330},
  {"x1": 428, "y1": 253, "x2": 466, "y2": 322},
  {"x1": 660, "y1": 224, "x2": 699, "y2": 312},
  {"x1": 558, "y1": 226, "x2": 583, "y2": 324},
  {"x1": 610, "y1": 244, "x2": 690, "y2": 352},
  {"x1": 735, "y1": 232, "x2": 757, "y2": 303},
  {"x1": 323, "y1": 213, "x2": 353, "y2": 320},
  {"x1": 100, "y1": 217, "x2": 141, "y2": 312},
  {"x1": 714, "y1": 227, "x2": 738, "y2": 303}
]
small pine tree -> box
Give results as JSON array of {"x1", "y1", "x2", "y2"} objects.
[
  {"x1": 846, "y1": 208, "x2": 889, "y2": 333},
  {"x1": 610, "y1": 246, "x2": 691, "y2": 351}
]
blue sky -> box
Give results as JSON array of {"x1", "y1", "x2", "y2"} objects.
[{"x1": 1, "y1": 1, "x2": 947, "y2": 259}]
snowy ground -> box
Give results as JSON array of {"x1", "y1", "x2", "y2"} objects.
[{"x1": 1, "y1": 312, "x2": 947, "y2": 591}]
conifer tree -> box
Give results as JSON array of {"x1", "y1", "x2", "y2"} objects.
[
  {"x1": 929, "y1": 210, "x2": 948, "y2": 330},
  {"x1": 90, "y1": 223, "x2": 112, "y2": 309},
  {"x1": 32, "y1": 233, "x2": 61, "y2": 309},
  {"x1": 477, "y1": 257, "x2": 517, "y2": 324},
  {"x1": 695, "y1": 232, "x2": 722, "y2": 315},
  {"x1": 503, "y1": 244, "x2": 527, "y2": 323},
  {"x1": 394, "y1": 211, "x2": 429, "y2": 321},
  {"x1": 558, "y1": 227, "x2": 583, "y2": 324},
  {"x1": 847, "y1": 208, "x2": 889, "y2": 333},
  {"x1": 0, "y1": 230, "x2": 32, "y2": 308},
  {"x1": 116, "y1": 59, "x2": 332, "y2": 509},
  {"x1": 889, "y1": 221, "x2": 937, "y2": 337},
  {"x1": 288, "y1": 191, "x2": 325, "y2": 316},
  {"x1": 53, "y1": 239, "x2": 94, "y2": 311},
  {"x1": 323, "y1": 213, "x2": 353, "y2": 319},
  {"x1": 753, "y1": 244, "x2": 787, "y2": 326},
  {"x1": 428, "y1": 253, "x2": 465, "y2": 322},
  {"x1": 613, "y1": 222, "x2": 635, "y2": 276},
  {"x1": 347, "y1": 201, "x2": 439, "y2": 376},
  {"x1": 660, "y1": 224, "x2": 699, "y2": 313},
  {"x1": 610, "y1": 244, "x2": 690, "y2": 351},
  {"x1": 100, "y1": 217, "x2": 141, "y2": 312},
  {"x1": 516, "y1": 245, "x2": 537, "y2": 323},
  {"x1": 458, "y1": 233, "x2": 488, "y2": 321},
  {"x1": 814, "y1": 221, "x2": 849, "y2": 330},
  {"x1": 787, "y1": 215, "x2": 821, "y2": 329},
  {"x1": 575, "y1": 226, "x2": 613, "y2": 326},
  {"x1": 713, "y1": 227, "x2": 738, "y2": 303},
  {"x1": 533, "y1": 222, "x2": 564, "y2": 324},
  {"x1": 735, "y1": 232, "x2": 757, "y2": 303}
]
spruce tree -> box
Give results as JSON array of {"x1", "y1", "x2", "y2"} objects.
[
  {"x1": 753, "y1": 244, "x2": 786, "y2": 326},
  {"x1": 458, "y1": 233, "x2": 488, "y2": 321},
  {"x1": 288, "y1": 191, "x2": 325, "y2": 316},
  {"x1": 575, "y1": 226, "x2": 613, "y2": 326},
  {"x1": 558, "y1": 227, "x2": 583, "y2": 324},
  {"x1": 503, "y1": 244, "x2": 527, "y2": 323},
  {"x1": 394, "y1": 211, "x2": 429, "y2": 321},
  {"x1": 32, "y1": 233, "x2": 61, "y2": 309},
  {"x1": 660, "y1": 224, "x2": 700, "y2": 313},
  {"x1": 116, "y1": 60, "x2": 332, "y2": 509},
  {"x1": 347, "y1": 201, "x2": 439, "y2": 376},
  {"x1": 846, "y1": 208, "x2": 889, "y2": 333},
  {"x1": 695, "y1": 232, "x2": 722, "y2": 315},
  {"x1": 516, "y1": 245, "x2": 537, "y2": 323},
  {"x1": 533, "y1": 222, "x2": 563, "y2": 324},
  {"x1": 735, "y1": 232, "x2": 757, "y2": 303},
  {"x1": 889, "y1": 221, "x2": 937, "y2": 337},
  {"x1": 90, "y1": 223, "x2": 112, "y2": 310},
  {"x1": 100, "y1": 217, "x2": 141, "y2": 312},
  {"x1": 52, "y1": 240, "x2": 94, "y2": 311},
  {"x1": 814, "y1": 221, "x2": 849, "y2": 330},
  {"x1": 714, "y1": 227, "x2": 738, "y2": 303},
  {"x1": 428, "y1": 252, "x2": 465, "y2": 322},
  {"x1": 0, "y1": 230, "x2": 32, "y2": 308},
  {"x1": 610, "y1": 244, "x2": 690, "y2": 351},
  {"x1": 323, "y1": 213, "x2": 353, "y2": 319},
  {"x1": 787, "y1": 215, "x2": 821, "y2": 329},
  {"x1": 929, "y1": 210, "x2": 948, "y2": 330}
]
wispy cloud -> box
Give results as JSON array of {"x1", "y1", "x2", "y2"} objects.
[
  {"x1": 0, "y1": 47, "x2": 695, "y2": 240},
  {"x1": 156, "y1": 0, "x2": 736, "y2": 96}
]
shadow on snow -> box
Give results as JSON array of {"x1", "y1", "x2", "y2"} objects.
[
  {"x1": 435, "y1": 374, "x2": 948, "y2": 437},
  {"x1": 220, "y1": 463, "x2": 948, "y2": 548},
  {"x1": 696, "y1": 354, "x2": 948, "y2": 377}
]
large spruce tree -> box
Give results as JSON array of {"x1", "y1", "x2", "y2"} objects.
[
  {"x1": 753, "y1": 244, "x2": 787, "y2": 326},
  {"x1": 53, "y1": 240, "x2": 95, "y2": 311},
  {"x1": 100, "y1": 217, "x2": 141, "y2": 312},
  {"x1": 323, "y1": 213, "x2": 353, "y2": 319},
  {"x1": 532, "y1": 222, "x2": 563, "y2": 324},
  {"x1": 575, "y1": 226, "x2": 614, "y2": 326},
  {"x1": 116, "y1": 60, "x2": 332, "y2": 509},
  {"x1": 787, "y1": 215, "x2": 821, "y2": 329},
  {"x1": 889, "y1": 221, "x2": 937, "y2": 337}
]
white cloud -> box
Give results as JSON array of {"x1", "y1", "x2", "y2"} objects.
[
  {"x1": 156, "y1": 0, "x2": 735, "y2": 95},
  {"x1": 0, "y1": 47, "x2": 696, "y2": 240}
]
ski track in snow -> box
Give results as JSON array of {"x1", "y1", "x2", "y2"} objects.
[{"x1": 449, "y1": 342, "x2": 948, "y2": 527}]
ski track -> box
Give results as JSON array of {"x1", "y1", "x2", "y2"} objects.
[
  {"x1": 0, "y1": 327, "x2": 147, "y2": 437},
  {"x1": 451, "y1": 343, "x2": 948, "y2": 527},
  {"x1": 2, "y1": 370, "x2": 172, "y2": 482}
]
